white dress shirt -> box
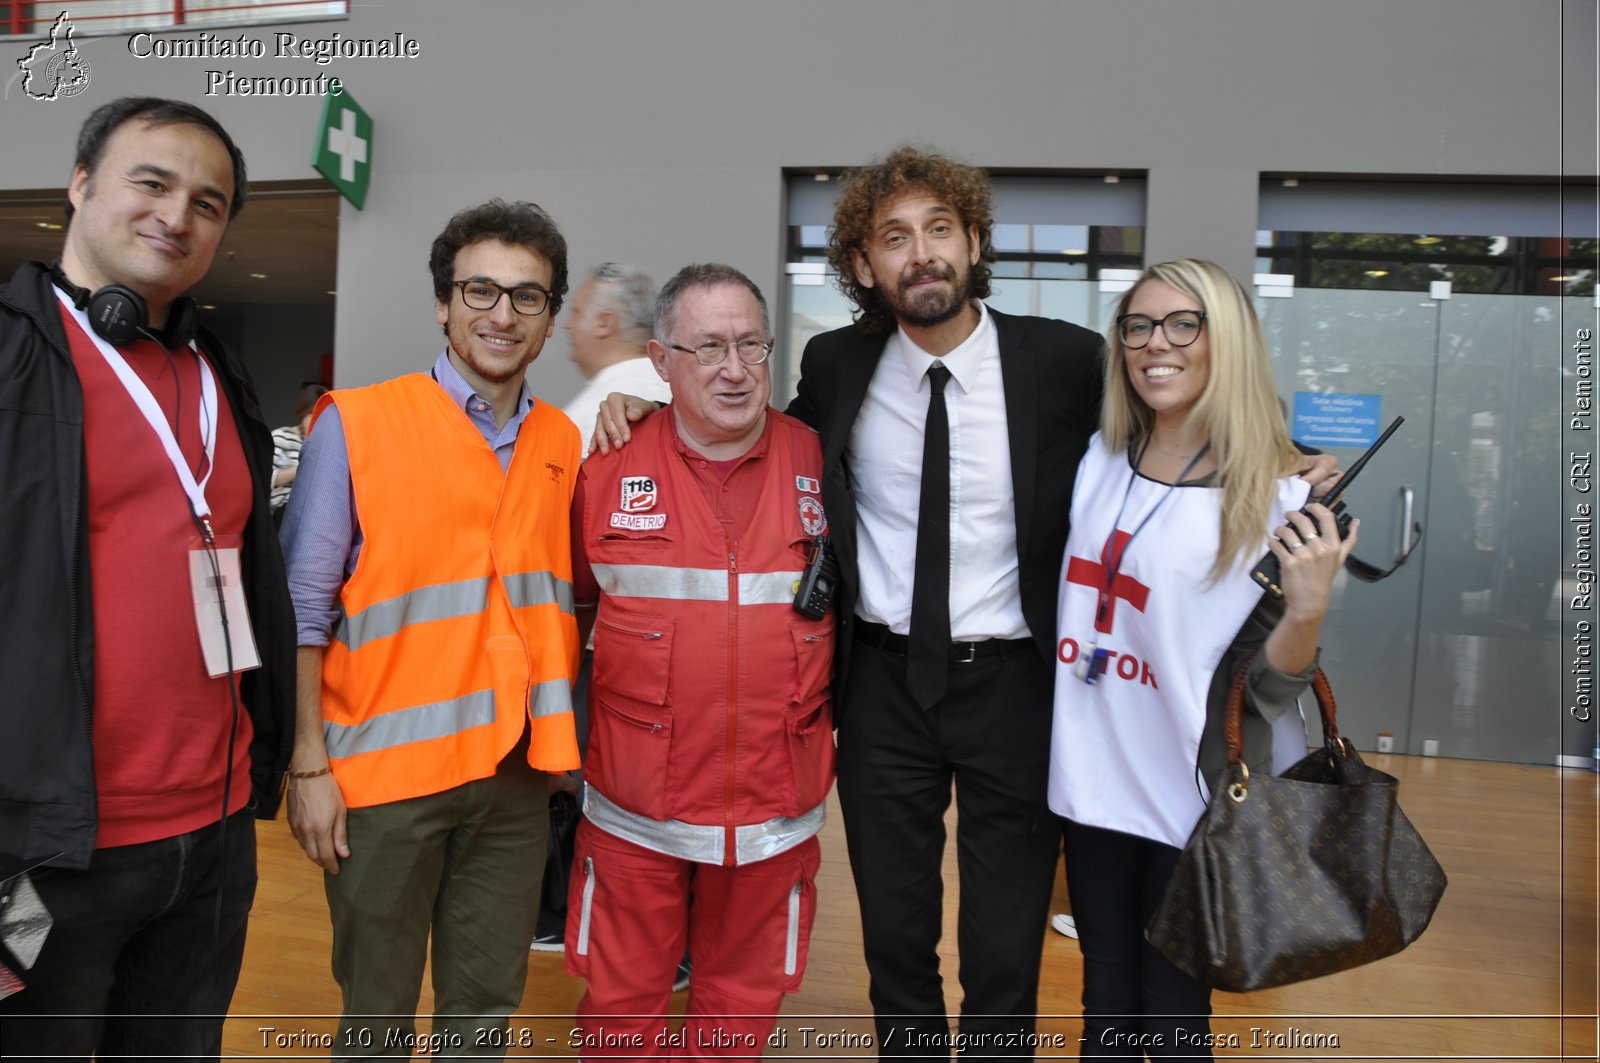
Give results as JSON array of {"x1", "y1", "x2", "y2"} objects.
[
  {"x1": 562, "y1": 356, "x2": 673, "y2": 459},
  {"x1": 848, "y1": 302, "x2": 1029, "y2": 641}
]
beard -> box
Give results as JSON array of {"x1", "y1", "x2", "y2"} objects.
[
  {"x1": 443, "y1": 316, "x2": 539, "y2": 387},
  {"x1": 455, "y1": 347, "x2": 531, "y2": 385},
  {"x1": 882, "y1": 261, "x2": 973, "y2": 328}
]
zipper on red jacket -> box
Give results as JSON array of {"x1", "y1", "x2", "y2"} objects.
[{"x1": 724, "y1": 541, "x2": 738, "y2": 866}]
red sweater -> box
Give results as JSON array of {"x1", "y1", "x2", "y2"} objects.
[{"x1": 63, "y1": 307, "x2": 254, "y2": 849}]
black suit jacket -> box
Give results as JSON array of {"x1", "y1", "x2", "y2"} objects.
[{"x1": 787, "y1": 307, "x2": 1104, "y2": 724}]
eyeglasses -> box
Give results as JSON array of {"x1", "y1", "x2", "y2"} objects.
[
  {"x1": 1117, "y1": 310, "x2": 1207, "y2": 349},
  {"x1": 452, "y1": 280, "x2": 552, "y2": 316},
  {"x1": 668, "y1": 338, "x2": 774, "y2": 366}
]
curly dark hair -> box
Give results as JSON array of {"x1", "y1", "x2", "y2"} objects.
[
  {"x1": 825, "y1": 145, "x2": 996, "y2": 335},
  {"x1": 428, "y1": 198, "x2": 569, "y2": 315}
]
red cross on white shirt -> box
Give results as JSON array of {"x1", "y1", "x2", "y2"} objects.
[{"x1": 1066, "y1": 530, "x2": 1151, "y2": 635}]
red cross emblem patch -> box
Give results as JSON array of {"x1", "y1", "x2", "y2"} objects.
[{"x1": 1066, "y1": 530, "x2": 1150, "y2": 635}]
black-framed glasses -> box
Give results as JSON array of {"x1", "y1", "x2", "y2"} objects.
[
  {"x1": 1117, "y1": 309, "x2": 1207, "y2": 349},
  {"x1": 668, "y1": 338, "x2": 774, "y2": 366},
  {"x1": 452, "y1": 279, "x2": 552, "y2": 316}
]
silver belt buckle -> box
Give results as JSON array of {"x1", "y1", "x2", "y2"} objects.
[{"x1": 952, "y1": 640, "x2": 979, "y2": 664}]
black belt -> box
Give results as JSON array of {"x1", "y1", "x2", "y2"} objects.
[{"x1": 853, "y1": 619, "x2": 1033, "y2": 664}]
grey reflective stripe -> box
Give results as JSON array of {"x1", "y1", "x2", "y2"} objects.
[
  {"x1": 590, "y1": 563, "x2": 727, "y2": 602},
  {"x1": 324, "y1": 688, "x2": 496, "y2": 760},
  {"x1": 333, "y1": 577, "x2": 489, "y2": 652},
  {"x1": 576, "y1": 857, "x2": 595, "y2": 956},
  {"x1": 530, "y1": 678, "x2": 572, "y2": 719},
  {"x1": 589, "y1": 564, "x2": 803, "y2": 605},
  {"x1": 738, "y1": 570, "x2": 804, "y2": 607},
  {"x1": 784, "y1": 882, "x2": 801, "y2": 976},
  {"x1": 504, "y1": 570, "x2": 574, "y2": 616},
  {"x1": 582, "y1": 784, "x2": 825, "y2": 866},
  {"x1": 334, "y1": 571, "x2": 571, "y2": 651}
]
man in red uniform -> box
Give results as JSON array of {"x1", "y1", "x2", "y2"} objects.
[{"x1": 568, "y1": 263, "x2": 835, "y2": 1056}]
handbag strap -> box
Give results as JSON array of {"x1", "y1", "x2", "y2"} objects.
[{"x1": 1225, "y1": 654, "x2": 1345, "y2": 771}]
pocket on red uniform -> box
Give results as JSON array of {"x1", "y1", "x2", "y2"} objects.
[
  {"x1": 564, "y1": 827, "x2": 598, "y2": 978},
  {"x1": 784, "y1": 695, "x2": 836, "y2": 814},
  {"x1": 778, "y1": 839, "x2": 822, "y2": 993},
  {"x1": 592, "y1": 613, "x2": 674, "y2": 704},
  {"x1": 787, "y1": 622, "x2": 833, "y2": 704},
  {"x1": 588, "y1": 696, "x2": 673, "y2": 821}
]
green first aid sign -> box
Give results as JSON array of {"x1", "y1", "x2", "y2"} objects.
[{"x1": 313, "y1": 90, "x2": 372, "y2": 209}]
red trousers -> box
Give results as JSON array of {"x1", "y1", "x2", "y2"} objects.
[{"x1": 566, "y1": 819, "x2": 821, "y2": 1061}]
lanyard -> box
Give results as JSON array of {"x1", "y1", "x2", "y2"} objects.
[
  {"x1": 56, "y1": 288, "x2": 219, "y2": 528},
  {"x1": 1094, "y1": 437, "x2": 1211, "y2": 632}
]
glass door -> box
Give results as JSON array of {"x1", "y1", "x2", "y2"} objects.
[{"x1": 1258, "y1": 289, "x2": 1569, "y2": 764}]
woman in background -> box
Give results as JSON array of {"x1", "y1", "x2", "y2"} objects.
[{"x1": 1049, "y1": 259, "x2": 1357, "y2": 1059}]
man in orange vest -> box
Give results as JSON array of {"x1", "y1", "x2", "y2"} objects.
[
  {"x1": 279, "y1": 199, "x2": 582, "y2": 1057},
  {"x1": 567, "y1": 264, "x2": 835, "y2": 1056}
]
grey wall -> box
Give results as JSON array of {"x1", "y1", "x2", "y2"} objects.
[
  {"x1": 233, "y1": 302, "x2": 334, "y2": 426},
  {"x1": 189, "y1": 303, "x2": 329, "y2": 426},
  {"x1": 2, "y1": 0, "x2": 1594, "y2": 404}
]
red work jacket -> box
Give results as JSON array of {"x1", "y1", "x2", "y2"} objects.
[{"x1": 577, "y1": 409, "x2": 835, "y2": 865}]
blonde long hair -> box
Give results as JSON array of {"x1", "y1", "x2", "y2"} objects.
[{"x1": 1101, "y1": 259, "x2": 1302, "y2": 582}]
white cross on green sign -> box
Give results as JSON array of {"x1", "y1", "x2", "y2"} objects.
[{"x1": 312, "y1": 90, "x2": 372, "y2": 209}]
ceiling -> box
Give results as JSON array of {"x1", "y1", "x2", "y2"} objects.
[{"x1": 0, "y1": 181, "x2": 341, "y2": 310}]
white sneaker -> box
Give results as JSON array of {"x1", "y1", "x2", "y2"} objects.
[{"x1": 1050, "y1": 913, "x2": 1079, "y2": 939}]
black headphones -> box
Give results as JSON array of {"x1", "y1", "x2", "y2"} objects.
[{"x1": 50, "y1": 264, "x2": 200, "y2": 350}]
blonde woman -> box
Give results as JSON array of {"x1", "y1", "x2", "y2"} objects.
[{"x1": 1048, "y1": 259, "x2": 1357, "y2": 1059}]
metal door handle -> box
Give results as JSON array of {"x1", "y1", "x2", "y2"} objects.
[{"x1": 1399, "y1": 486, "x2": 1415, "y2": 555}]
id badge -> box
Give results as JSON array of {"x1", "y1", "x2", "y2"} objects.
[
  {"x1": 1075, "y1": 642, "x2": 1109, "y2": 685},
  {"x1": 189, "y1": 536, "x2": 261, "y2": 677}
]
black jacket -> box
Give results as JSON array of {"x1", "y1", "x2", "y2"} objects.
[
  {"x1": 0, "y1": 260, "x2": 296, "y2": 873},
  {"x1": 788, "y1": 308, "x2": 1105, "y2": 725}
]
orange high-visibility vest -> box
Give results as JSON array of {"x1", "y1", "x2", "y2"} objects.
[{"x1": 315, "y1": 375, "x2": 580, "y2": 808}]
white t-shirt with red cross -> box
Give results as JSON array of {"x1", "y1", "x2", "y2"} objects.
[{"x1": 1048, "y1": 433, "x2": 1308, "y2": 848}]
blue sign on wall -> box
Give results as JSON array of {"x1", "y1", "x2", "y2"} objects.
[{"x1": 1292, "y1": 392, "x2": 1382, "y2": 448}]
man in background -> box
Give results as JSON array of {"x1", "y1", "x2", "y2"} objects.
[{"x1": 562, "y1": 262, "x2": 671, "y2": 453}]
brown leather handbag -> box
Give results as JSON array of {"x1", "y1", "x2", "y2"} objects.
[{"x1": 1145, "y1": 661, "x2": 1447, "y2": 992}]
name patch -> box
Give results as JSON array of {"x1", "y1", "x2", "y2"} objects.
[{"x1": 610, "y1": 513, "x2": 667, "y2": 531}]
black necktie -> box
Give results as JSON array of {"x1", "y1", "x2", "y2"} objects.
[{"x1": 908, "y1": 363, "x2": 952, "y2": 708}]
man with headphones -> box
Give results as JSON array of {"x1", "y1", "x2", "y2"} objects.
[{"x1": 0, "y1": 98, "x2": 296, "y2": 1059}]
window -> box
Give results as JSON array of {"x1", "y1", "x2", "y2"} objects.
[
  {"x1": 1257, "y1": 180, "x2": 1598, "y2": 296},
  {"x1": 4, "y1": 0, "x2": 347, "y2": 38}
]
